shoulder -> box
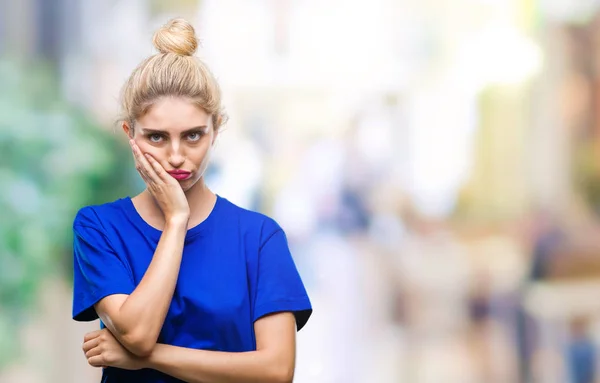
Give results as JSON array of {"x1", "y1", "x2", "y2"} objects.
[
  {"x1": 73, "y1": 198, "x2": 129, "y2": 232},
  {"x1": 217, "y1": 196, "x2": 283, "y2": 242}
]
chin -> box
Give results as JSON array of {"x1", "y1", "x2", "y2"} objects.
[
  {"x1": 180, "y1": 177, "x2": 201, "y2": 192},
  {"x1": 180, "y1": 183, "x2": 194, "y2": 192}
]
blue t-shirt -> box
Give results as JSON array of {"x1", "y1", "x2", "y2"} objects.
[{"x1": 72, "y1": 195, "x2": 312, "y2": 382}]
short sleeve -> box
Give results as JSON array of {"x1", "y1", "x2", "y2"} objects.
[
  {"x1": 72, "y1": 208, "x2": 135, "y2": 322},
  {"x1": 253, "y1": 227, "x2": 312, "y2": 331}
]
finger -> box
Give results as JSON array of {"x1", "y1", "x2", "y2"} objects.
[
  {"x1": 82, "y1": 337, "x2": 101, "y2": 353},
  {"x1": 83, "y1": 330, "x2": 104, "y2": 343},
  {"x1": 85, "y1": 345, "x2": 103, "y2": 359},
  {"x1": 88, "y1": 355, "x2": 105, "y2": 368},
  {"x1": 130, "y1": 140, "x2": 145, "y2": 168},
  {"x1": 130, "y1": 142, "x2": 147, "y2": 179},
  {"x1": 131, "y1": 142, "x2": 161, "y2": 183},
  {"x1": 134, "y1": 158, "x2": 152, "y2": 185},
  {"x1": 130, "y1": 141, "x2": 152, "y2": 179},
  {"x1": 129, "y1": 139, "x2": 136, "y2": 158},
  {"x1": 144, "y1": 153, "x2": 171, "y2": 182}
]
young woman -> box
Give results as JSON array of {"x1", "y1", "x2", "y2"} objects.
[{"x1": 72, "y1": 18, "x2": 312, "y2": 383}]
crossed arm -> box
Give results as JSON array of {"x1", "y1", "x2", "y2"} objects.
[{"x1": 82, "y1": 311, "x2": 297, "y2": 383}]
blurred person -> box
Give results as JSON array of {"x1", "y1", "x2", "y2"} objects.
[
  {"x1": 518, "y1": 209, "x2": 600, "y2": 383},
  {"x1": 466, "y1": 268, "x2": 516, "y2": 383},
  {"x1": 515, "y1": 210, "x2": 564, "y2": 383},
  {"x1": 71, "y1": 18, "x2": 312, "y2": 383},
  {"x1": 567, "y1": 316, "x2": 597, "y2": 383}
]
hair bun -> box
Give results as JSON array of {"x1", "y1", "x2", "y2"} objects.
[{"x1": 152, "y1": 18, "x2": 198, "y2": 56}]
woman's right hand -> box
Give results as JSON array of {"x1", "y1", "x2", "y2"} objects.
[{"x1": 130, "y1": 140, "x2": 190, "y2": 223}]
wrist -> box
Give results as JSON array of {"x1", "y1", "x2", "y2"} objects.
[
  {"x1": 165, "y1": 215, "x2": 189, "y2": 228},
  {"x1": 139, "y1": 354, "x2": 152, "y2": 370},
  {"x1": 141, "y1": 344, "x2": 161, "y2": 370}
]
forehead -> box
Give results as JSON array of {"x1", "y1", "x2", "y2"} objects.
[{"x1": 138, "y1": 97, "x2": 211, "y2": 132}]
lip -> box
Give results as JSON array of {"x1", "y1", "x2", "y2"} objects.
[{"x1": 167, "y1": 170, "x2": 192, "y2": 180}]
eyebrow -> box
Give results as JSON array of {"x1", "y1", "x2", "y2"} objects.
[{"x1": 141, "y1": 126, "x2": 208, "y2": 135}]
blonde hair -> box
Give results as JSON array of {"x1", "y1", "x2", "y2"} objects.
[{"x1": 120, "y1": 18, "x2": 227, "y2": 131}]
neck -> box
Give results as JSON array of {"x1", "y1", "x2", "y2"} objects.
[{"x1": 184, "y1": 177, "x2": 213, "y2": 214}]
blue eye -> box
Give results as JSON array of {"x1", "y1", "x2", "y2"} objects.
[
  {"x1": 149, "y1": 134, "x2": 163, "y2": 143},
  {"x1": 188, "y1": 132, "x2": 203, "y2": 142}
]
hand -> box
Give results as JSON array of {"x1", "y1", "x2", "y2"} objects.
[
  {"x1": 130, "y1": 140, "x2": 190, "y2": 222},
  {"x1": 82, "y1": 328, "x2": 146, "y2": 370}
]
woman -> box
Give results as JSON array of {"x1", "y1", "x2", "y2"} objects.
[{"x1": 72, "y1": 18, "x2": 312, "y2": 383}]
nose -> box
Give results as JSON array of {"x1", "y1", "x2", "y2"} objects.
[{"x1": 168, "y1": 143, "x2": 186, "y2": 168}]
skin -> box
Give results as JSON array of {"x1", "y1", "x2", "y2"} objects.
[
  {"x1": 126, "y1": 96, "x2": 219, "y2": 231},
  {"x1": 81, "y1": 97, "x2": 297, "y2": 383}
]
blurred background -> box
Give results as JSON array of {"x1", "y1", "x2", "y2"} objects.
[{"x1": 5, "y1": 0, "x2": 600, "y2": 382}]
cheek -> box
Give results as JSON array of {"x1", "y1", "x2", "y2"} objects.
[
  {"x1": 192, "y1": 143, "x2": 212, "y2": 164},
  {"x1": 191, "y1": 145, "x2": 213, "y2": 175},
  {"x1": 135, "y1": 140, "x2": 163, "y2": 157},
  {"x1": 133, "y1": 138, "x2": 150, "y2": 152}
]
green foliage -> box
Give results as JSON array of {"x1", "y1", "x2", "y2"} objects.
[{"x1": 0, "y1": 59, "x2": 136, "y2": 368}]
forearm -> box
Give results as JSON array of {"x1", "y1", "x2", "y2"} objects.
[
  {"x1": 113, "y1": 219, "x2": 187, "y2": 350},
  {"x1": 145, "y1": 344, "x2": 294, "y2": 383}
]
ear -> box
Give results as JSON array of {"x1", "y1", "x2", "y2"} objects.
[{"x1": 122, "y1": 121, "x2": 133, "y2": 139}]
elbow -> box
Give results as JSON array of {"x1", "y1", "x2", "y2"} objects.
[
  {"x1": 277, "y1": 370, "x2": 294, "y2": 383},
  {"x1": 130, "y1": 341, "x2": 155, "y2": 358},
  {"x1": 120, "y1": 332, "x2": 156, "y2": 357},
  {"x1": 270, "y1": 363, "x2": 294, "y2": 383}
]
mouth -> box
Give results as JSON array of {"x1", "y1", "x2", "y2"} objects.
[{"x1": 167, "y1": 170, "x2": 192, "y2": 181}]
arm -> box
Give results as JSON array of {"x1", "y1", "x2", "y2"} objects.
[
  {"x1": 94, "y1": 143, "x2": 190, "y2": 357},
  {"x1": 95, "y1": 217, "x2": 187, "y2": 357},
  {"x1": 84, "y1": 312, "x2": 297, "y2": 382},
  {"x1": 146, "y1": 312, "x2": 296, "y2": 383}
]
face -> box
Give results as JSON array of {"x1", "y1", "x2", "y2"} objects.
[{"x1": 123, "y1": 97, "x2": 217, "y2": 192}]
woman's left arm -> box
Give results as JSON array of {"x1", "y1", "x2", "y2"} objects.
[
  {"x1": 84, "y1": 312, "x2": 297, "y2": 383},
  {"x1": 149, "y1": 312, "x2": 296, "y2": 383}
]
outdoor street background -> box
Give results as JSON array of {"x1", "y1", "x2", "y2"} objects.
[{"x1": 3, "y1": 1, "x2": 600, "y2": 382}]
